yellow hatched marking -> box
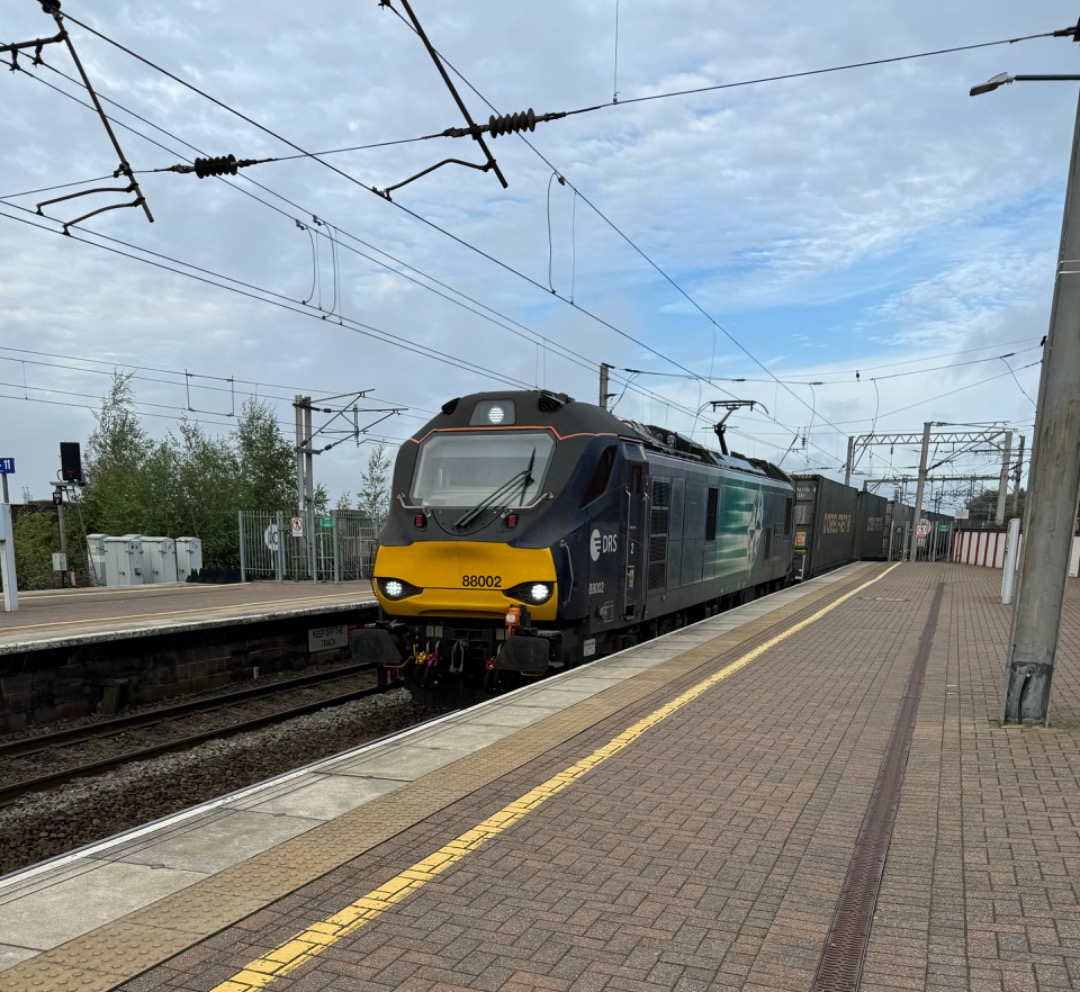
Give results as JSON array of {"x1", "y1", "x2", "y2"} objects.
[{"x1": 213, "y1": 565, "x2": 899, "y2": 991}]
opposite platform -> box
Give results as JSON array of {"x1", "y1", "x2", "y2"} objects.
[
  {"x1": 0, "y1": 581, "x2": 376, "y2": 654},
  {"x1": 1, "y1": 562, "x2": 1077, "y2": 992}
]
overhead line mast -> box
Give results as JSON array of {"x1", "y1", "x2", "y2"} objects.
[{"x1": 31, "y1": 0, "x2": 153, "y2": 230}]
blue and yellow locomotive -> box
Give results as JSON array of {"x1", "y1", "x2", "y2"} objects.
[{"x1": 351, "y1": 389, "x2": 795, "y2": 697}]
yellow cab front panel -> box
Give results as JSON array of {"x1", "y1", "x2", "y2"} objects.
[{"x1": 375, "y1": 542, "x2": 558, "y2": 622}]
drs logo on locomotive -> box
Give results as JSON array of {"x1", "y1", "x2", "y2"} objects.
[{"x1": 589, "y1": 529, "x2": 618, "y2": 562}]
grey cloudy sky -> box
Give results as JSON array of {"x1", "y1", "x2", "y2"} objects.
[{"x1": 2, "y1": 1, "x2": 1075, "y2": 510}]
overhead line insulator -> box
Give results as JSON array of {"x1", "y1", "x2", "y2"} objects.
[
  {"x1": 441, "y1": 108, "x2": 567, "y2": 140},
  {"x1": 488, "y1": 108, "x2": 536, "y2": 138},
  {"x1": 194, "y1": 154, "x2": 240, "y2": 178},
  {"x1": 166, "y1": 155, "x2": 267, "y2": 178}
]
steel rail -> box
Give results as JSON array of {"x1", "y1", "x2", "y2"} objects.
[
  {"x1": 0, "y1": 682, "x2": 397, "y2": 808},
  {"x1": 0, "y1": 662, "x2": 376, "y2": 760}
]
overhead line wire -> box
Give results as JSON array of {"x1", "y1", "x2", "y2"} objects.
[
  {"x1": 384, "y1": 7, "x2": 850, "y2": 462},
  {"x1": 0, "y1": 203, "x2": 536, "y2": 391},
  {"x1": 45, "y1": 10, "x2": 840, "y2": 460},
  {"x1": 585, "y1": 30, "x2": 1059, "y2": 109},
  {"x1": 24, "y1": 14, "x2": 844, "y2": 461},
  {"x1": 54, "y1": 10, "x2": 1060, "y2": 155},
  {"x1": 29, "y1": 13, "x2": 1045, "y2": 462},
  {"x1": 0, "y1": 348, "x2": 432, "y2": 424},
  {"x1": 4, "y1": 54, "x2": 629, "y2": 398},
  {"x1": 1, "y1": 108, "x2": 772, "y2": 456},
  {"x1": 635, "y1": 346, "x2": 1043, "y2": 385}
]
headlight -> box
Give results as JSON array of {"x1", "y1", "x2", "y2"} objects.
[
  {"x1": 378, "y1": 577, "x2": 421, "y2": 600},
  {"x1": 504, "y1": 581, "x2": 553, "y2": 605}
]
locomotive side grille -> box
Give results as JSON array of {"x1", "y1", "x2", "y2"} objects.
[
  {"x1": 648, "y1": 537, "x2": 668, "y2": 589},
  {"x1": 648, "y1": 479, "x2": 670, "y2": 591}
]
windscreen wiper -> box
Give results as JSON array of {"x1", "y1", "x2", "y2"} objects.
[{"x1": 454, "y1": 449, "x2": 536, "y2": 529}]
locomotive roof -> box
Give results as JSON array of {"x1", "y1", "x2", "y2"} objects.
[{"x1": 420, "y1": 390, "x2": 792, "y2": 485}]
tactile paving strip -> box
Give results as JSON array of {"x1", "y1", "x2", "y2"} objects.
[{"x1": 811, "y1": 581, "x2": 944, "y2": 991}]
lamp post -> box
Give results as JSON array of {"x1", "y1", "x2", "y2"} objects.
[
  {"x1": 970, "y1": 72, "x2": 1080, "y2": 96},
  {"x1": 972, "y1": 73, "x2": 1080, "y2": 724}
]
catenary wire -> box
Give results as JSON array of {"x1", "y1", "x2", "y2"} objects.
[
  {"x1": 44, "y1": 11, "x2": 859, "y2": 463},
  {"x1": 0, "y1": 203, "x2": 536, "y2": 391},
  {"x1": 12, "y1": 29, "x2": 861, "y2": 466},
  {"x1": 3, "y1": 55, "x2": 639, "y2": 402},
  {"x1": 0, "y1": 85, "x2": 798, "y2": 458},
  {"x1": 18, "y1": 13, "x2": 1047, "y2": 462}
]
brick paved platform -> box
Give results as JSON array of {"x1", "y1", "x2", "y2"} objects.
[{"x1": 3, "y1": 562, "x2": 1078, "y2": 992}]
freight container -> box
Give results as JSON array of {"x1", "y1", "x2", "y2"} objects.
[
  {"x1": 791, "y1": 475, "x2": 857, "y2": 579},
  {"x1": 854, "y1": 491, "x2": 889, "y2": 560}
]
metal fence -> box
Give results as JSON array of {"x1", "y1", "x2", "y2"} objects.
[{"x1": 238, "y1": 509, "x2": 381, "y2": 583}]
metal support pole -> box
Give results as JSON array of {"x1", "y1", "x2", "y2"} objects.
[
  {"x1": 1002, "y1": 90, "x2": 1080, "y2": 725},
  {"x1": 57, "y1": 500, "x2": 68, "y2": 588},
  {"x1": 304, "y1": 403, "x2": 314, "y2": 515},
  {"x1": 844, "y1": 435, "x2": 855, "y2": 488},
  {"x1": 1, "y1": 474, "x2": 8, "y2": 504},
  {"x1": 294, "y1": 395, "x2": 305, "y2": 514},
  {"x1": 599, "y1": 363, "x2": 612, "y2": 410},
  {"x1": 906, "y1": 422, "x2": 932, "y2": 561},
  {"x1": 275, "y1": 511, "x2": 284, "y2": 582},
  {"x1": 1012, "y1": 435, "x2": 1026, "y2": 516},
  {"x1": 996, "y1": 430, "x2": 1013, "y2": 524},
  {"x1": 304, "y1": 402, "x2": 316, "y2": 583},
  {"x1": 238, "y1": 510, "x2": 247, "y2": 583},
  {"x1": 333, "y1": 510, "x2": 341, "y2": 584}
]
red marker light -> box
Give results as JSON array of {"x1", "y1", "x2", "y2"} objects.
[
  {"x1": 414, "y1": 514, "x2": 426, "y2": 528},
  {"x1": 506, "y1": 513, "x2": 519, "y2": 528}
]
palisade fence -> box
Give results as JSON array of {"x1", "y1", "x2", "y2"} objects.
[{"x1": 238, "y1": 509, "x2": 381, "y2": 583}]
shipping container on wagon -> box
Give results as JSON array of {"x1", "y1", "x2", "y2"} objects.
[
  {"x1": 791, "y1": 475, "x2": 857, "y2": 580},
  {"x1": 854, "y1": 490, "x2": 889, "y2": 560}
]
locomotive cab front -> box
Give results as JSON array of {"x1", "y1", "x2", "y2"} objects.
[
  {"x1": 376, "y1": 400, "x2": 563, "y2": 623},
  {"x1": 352, "y1": 390, "x2": 645, "y2": 694}
]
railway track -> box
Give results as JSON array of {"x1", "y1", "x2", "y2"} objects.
[{"x1": 0, "y1": 663, "x2": 394, "y2": 807}]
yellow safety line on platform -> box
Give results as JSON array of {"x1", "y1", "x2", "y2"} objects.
[
  {"x1": 211, "y1": 564, "x2": 901, "y2": 992},
  {"x1": 0, "y1": 594, "x2": 369, "y2": 634}
]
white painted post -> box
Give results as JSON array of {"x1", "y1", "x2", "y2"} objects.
[
  {"x1": 0, "y1": 503, "x2": 18, "y2": 612},
  {"x1": 1001, "y1": 517, "x2": 1022, "y2": 605}
]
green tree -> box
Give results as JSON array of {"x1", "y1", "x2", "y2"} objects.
[
  {"x1": 311, "y1": 483, "x2": 330, "y2": 514},
  {"x1": 965, "y1": 487, "x2": 1026, "y2": 524},
  {"x1": 357, "y1": 444, "x2": 392, "y2": 527},
  {"x1": 234, "y1": 399, "x2": 296, "y2": 510},
  {"x1": 172, "y1": 418, "x2": 240, "y2": 566},
  {"x1": 80, "y1": 372, "x2": 155, "y2": 537},
  {"x1": 12, "y1": 508, "x2": 60, "y2": 591},
  {"x1": 62, "y1": 377, "x2": 315, "y2": 570}
]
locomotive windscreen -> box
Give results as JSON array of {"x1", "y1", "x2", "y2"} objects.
[{"x1": 410, "y1": 431, "x2": 556, "y2": 507}]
